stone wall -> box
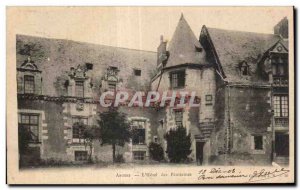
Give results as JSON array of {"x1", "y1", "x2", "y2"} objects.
[
  {"x1": 212, "y1": 85, "x2": 273, "y2": 165},
  {"x1": 18, "y1": 98, "x2": 66, "y2": 160}
]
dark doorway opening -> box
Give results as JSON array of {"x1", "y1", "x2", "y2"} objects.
[
  {"x1": 275, "y1": 132, "x2": 289, "y2": 156},
  {"x1": 196, "y1": 141, "x2": 205, "y2": 165}
]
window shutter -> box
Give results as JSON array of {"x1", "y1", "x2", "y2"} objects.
[{"x1": 250, "y1": 135, "x2": 254, "y2": 150}]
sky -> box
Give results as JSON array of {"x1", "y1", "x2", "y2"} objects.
[{"x1": 7, "y1": 7, "x2": 292, "y2": 51}]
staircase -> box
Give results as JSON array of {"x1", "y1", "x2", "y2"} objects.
[{"x1": 198, "y1": 122, "x2": 214, "y2": 140}]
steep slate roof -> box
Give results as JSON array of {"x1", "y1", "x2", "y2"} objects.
[
  {"x1": 16, "y1": 35, "x2": 156, "y2": 97},
  {"x1": 166, "y1": 14, "x2": 206, "y2": 68},
  {"x1": 205, "y1": 27, "x2": 282, "y2": 84}
]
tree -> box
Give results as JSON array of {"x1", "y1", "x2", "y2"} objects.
[
  {"x1": 149, "y1": 142, "x2": 164, "y2": 162},
  {"x1": 97, "y1": 108, "x2": 131, "y2": 162},
  {"x1": 83, "y1": 126, "x2": 99, "y2": 162},
  {"x1": 164, "y1": 126, "x2": 192, "y2": 163},
  {"x1": 73, "y1": 122, "x2": 99, "y2": 163}
]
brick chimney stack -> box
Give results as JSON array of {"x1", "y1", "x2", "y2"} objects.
[
  {"x1": 274, "y1": 17, "x2": 288, "y2": 39},
  {"x1": 157, "y1": 35, "x2": 168, "y2": 67}
]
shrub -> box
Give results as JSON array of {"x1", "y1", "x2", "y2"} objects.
[
  {"x1": 164, "y1": 126, "x2": 192, "y2": 163},
  {"x1": 149, "y1": 142, "x2": 164, "y2": 162},
  {"x1": 115, "y1": 154, "x2": 125, "y2": 163}
]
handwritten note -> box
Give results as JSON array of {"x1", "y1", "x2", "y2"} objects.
[{"x1": 197, "y1": 167, "x2": 290, "y2": 183}]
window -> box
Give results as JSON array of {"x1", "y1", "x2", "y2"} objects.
[
  {"x1": 75, "y1": 81, "x2": 84, "y2": 97},
  {"x1": 242, "y1": 66, "x2": 249, "y2": 75},
  {"x1": 75, "y1": 151, "x2": 88, "y2": 161},
  {"x1": 241, "y1": 66, "x2": 249, "y2": 76},
  {"x1": 272, "y1": 64, "x2": 287, "y2": 76},
  {"x1": 274, "y1": 95, "x2": 288, "y2": 117},
  {"x1": 205, "y1": 95, "x2": 213, "y2": 106},
  {"x1": 272, "y1": 56, "x2": 288, "y2": 76},
  {"x1": 238, "y1": 61, "x2": 250, "y2": 76},
  {"x1": 153, "y1": 136, "x2": 158, "y2": 143},
  {"x1": 132, "y1": 120, "x2": 146, "y2": 145},
  {"x1": 159, "y1": 120, "x2": 164, "y2": 128},
  {"x1": 133, "y1": 69, "x2": 141, "y2": 76},
  {"x1": 174, "y1": 109, "x2": 183, "y2": 127},
  {"x1": 108, "y1": 81, "x2": 117, "y2": 90},
  {"x1": 133, "y1": 151, "x2": 145, "y2": 160},
  {"x1": 252, "y1": 135, "x2": 263, "y2": 150},
  {"x1": 107, "y1": 66, "x2": 119, "y2": 76},
  {"x1": 24, "y1": 75, "x2": 35, "y2": 94},
  {"x1": 170, "y1": 70, "x2": 185, "y2": 89},
  {"x1": 72, "y1": 117, "x2": 88, "y2": 139},
  {"x1": 18, "y1": 113, "x2": 39, "y2": 143}
]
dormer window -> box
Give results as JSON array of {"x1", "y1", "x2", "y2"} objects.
[
  {"x1": 75, "y1": 81, "x2": 84, "y2": 97},
  {"x1": 108, "y1": 81, "x2": 117, "y2": 90},
  {"x1": 238, "y1": 61, "x2": 250, "y2": 76},
  {"x1": 101, "y1": 66, "x2": 120, "y2": 92},
  {"x1": 24, "y1": 75, "x2": 35, "y2": 94},
  {"x1": 107, "y1": 66, "x2": 119, "y2": 76},
  {"x1": 17, "y1": 57, "x2": 42, "y2": 95},
  {"x1": 241, "y1": 66, "x2": 249, "y2": 76},
  {"x1": 195, "y1": 45, "x2": 203, "y2": 52},
  {"x1": 66, "y1": 64, "x2": 93, "y2": 98}
]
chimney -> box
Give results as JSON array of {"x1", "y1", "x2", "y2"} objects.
[
  {"x1": 157, "y1": 35, "x2": 168, "y2": 66},
  {"x1": 274, "y1": 17, "x2": 288, "y2": 39}
]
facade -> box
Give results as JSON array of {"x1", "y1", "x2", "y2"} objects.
[{"x1": 17, "y1": 15, "x2": 289, "y2": 166}]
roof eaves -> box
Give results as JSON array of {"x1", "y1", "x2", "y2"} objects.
[{"x1": 202, "y1": 25, "x2": 227, "y2": 79}]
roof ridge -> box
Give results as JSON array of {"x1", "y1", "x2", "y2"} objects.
[
  {"x1": 206, "y1": 27, "x2": 277, "y2": 36},
  {"x1": 16, "y1": 34, "x2": 157, "y2": 53}
]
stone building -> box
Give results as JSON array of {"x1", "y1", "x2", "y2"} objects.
[{"x1": 17, "y1": 15, "x2": 289, "y2": 166}]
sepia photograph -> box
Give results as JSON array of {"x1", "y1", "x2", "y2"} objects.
[{"x1": 6, "y1": 6, "x2": 294, "y2": 184}]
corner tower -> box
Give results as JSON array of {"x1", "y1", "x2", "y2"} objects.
[{"x1": 151, "y1": 14, "x2": 216, "y2": 165}]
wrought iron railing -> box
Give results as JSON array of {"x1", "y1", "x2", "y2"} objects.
[
  {"x1": 273, "y1": 77, "x2": 288, "y2": 86},
  {"x1": 275, "y1": 117, "x2": 289, "y2": 127}
]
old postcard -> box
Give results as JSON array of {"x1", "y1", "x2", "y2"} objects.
[{"x1": 6, "y1": 7, "x2": 294, "y2": 184}]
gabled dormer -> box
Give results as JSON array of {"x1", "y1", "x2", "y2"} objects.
[
  {"x1": 100, "y1": 66, "x2": 120, "y2": 92},
  {"x1": 66, "y1": 64, "x2": 93, "y2": 98},
  {"x1": 260, "y1": 40, "x2": 288, "y2": 86},
  {"x1": 17, "y1": 56, "x2": 42, "y2": 95},
  {"x1": 237, "y1": 60, "x2": 250, "y2": 76},
  {"x1": 269, "y1": 42, "x2": 288, "y2": 86},
  {"x1": 270, "y1": 41, "x2": 288, "y2": 54}
]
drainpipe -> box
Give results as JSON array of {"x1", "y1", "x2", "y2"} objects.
[
  {"x1": 271, "y1": 84, "x2": 275, "y2": 163},
  {"x1": 227, "y1": 85, "x2": 231, "y2": 154},
  {"x1": 268, "y1": 67, "x2": 275, "y2": 163}
]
